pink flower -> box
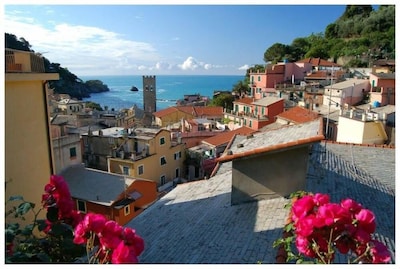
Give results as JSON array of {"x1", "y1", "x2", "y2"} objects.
[
  {"x1": 291, "y1": 195, "x2": 315, "y2": 220},
  {"x1": 315, "y1": 203, "x2": 348, "y2": 227},
  {"x1": 355, "y1": 209, "x2": 376, "y2": 234},
  {"x1": 84, "y1": 213, "x2": 107, "y2": 234},
  {"x1": 73, "y1": 221, "x2": 88, "y2": 244},
  {"x1": 111, "y1": 241, "x2": 139, "y2": 264},
  {"x1": 313, "y1": 193, "x2": 330, "y2": 206},
  {"x1": 295, "y1": 215, "x2": 315, "y2": 237},
  {"x1": 340, "y1": 198, "x2": 363, "y2": 214},
  {"x1": 295, "y1": 235, "x2": 316, "y2": 258},
  {"x1": 369, "y1": 240, "x2": 391, "y2": 264},
  {"x1": 99, "y1": 220, "x2": 123, "y2": 250},
  {"x1": 123, "y1": 227, "x2": 145, "y2": 256}
]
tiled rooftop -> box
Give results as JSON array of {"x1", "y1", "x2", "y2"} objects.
[
  {"x1": 126, "y1": 141, "x2": 395, "y2": 264},
  {"x1": 276, "y1": 106, "x2": 320, "y2": 124},
  {"x1": 60, "y1": 164, "x2": 135, "y2": 206},
  {"x1": 201, "y1": 126, "x2": 255, "y2": 147}
]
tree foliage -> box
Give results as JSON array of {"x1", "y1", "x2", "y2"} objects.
[
  {"x1": 210, "y1": 93, "x2": 235, "y2": 110},
  {"x1": 261, "y1": 5, "x2": 394, "y2": 67}
]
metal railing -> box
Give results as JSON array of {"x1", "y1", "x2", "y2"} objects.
[{"x1": 5, "y1": 48, "x2": 45, "y2": 73}]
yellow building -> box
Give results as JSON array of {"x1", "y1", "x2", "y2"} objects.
[
  {"x1": 107, "y1": 128, "x2": 186, "y2": 188},
  {"x1": 5, "y1": 49, "x2": 59, "y2": 221}
]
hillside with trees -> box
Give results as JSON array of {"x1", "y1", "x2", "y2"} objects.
[
  {"x1": 5, "y1": 33, "x2": 110, "y2": 99},
  {"x1": 263, "y1": 5, "x2": 395, "y2": 67}
]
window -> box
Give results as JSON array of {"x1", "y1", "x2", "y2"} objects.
[
  {"x1": 258, "y1": 76, "x2": 261, "y2": 81},
  {"x1": 160, "y1": 156, "x2": 167, "y2": 166},
  {"x1": 124, "y1": 205, "x2": 130, "y2": 216},
  {"x1": 77, "y1": 200, "x2": 86, "y2": 213},
  {"x1": 160, "y1": 175, "x2": 166, "y2": 185},
  {"x1": 174, "y1": 151, "x2": 181, "y2": 160},
  {"x1": 69, "y1": 147, "x2": 77, "y2": 159},
  {"x1": 123, "y1": 166, "x2": 129, "y2": 175},
  {"x1": 160, "y1": 137, "x2": 165, "y2": 145},
  {"x1": 138, "y1": 165, "x2": 144, "y2": 176}
]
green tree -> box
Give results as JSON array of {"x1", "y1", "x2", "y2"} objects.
[
  {"x1": 85, "y1": 101, "x2": 103, "y2": 111},
  {"x1": 232, "y1": 80, "x2": 249, "y2": 97},
  {"x1": 263, "y1": 43, "x2": 290, "y2": 63},
  {"x1": 210, "y1": 93, "x2": 235, "y2": 110}
]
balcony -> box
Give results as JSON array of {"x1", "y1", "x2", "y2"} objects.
[
  {"x1": 5, "y1": 48, "x2": 45, "y2": 73},
  {"x1": 224, "y1": 109, "x2": 269, "y2": 121}
]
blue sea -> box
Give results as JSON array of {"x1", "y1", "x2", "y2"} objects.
[{"x1": 80, "y1": 75, "x2": 245, "y2": 111}]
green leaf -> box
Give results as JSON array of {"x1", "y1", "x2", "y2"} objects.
[
  {"x1": 8, "y1": 195, "x2": 24, "y2": 201},
  {"x1": 21, "y1": 224, "x2": 34, "y2": 236},
  {"x1": 5, "y1": 228, "x2": 16, "y2": 243},
  {"x1": 16, "y1": 202, "x2": 33, "y2": 215}
]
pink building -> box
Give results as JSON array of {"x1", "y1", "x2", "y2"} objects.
[
  {"x1": 224, "y1": 96, "x2": 284, "y2": 130},
  {"x1": 369, "y1": 72, "x2": 395, "y2": 106},
  {"x1": 248, "y1": 61, "x2": 313, "y2": 99}
]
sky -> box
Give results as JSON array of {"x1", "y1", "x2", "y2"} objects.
[{"x1": 2, "y1": 1, "x2": 386, "y2": 77}]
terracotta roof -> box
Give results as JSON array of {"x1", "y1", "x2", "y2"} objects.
[
  {"x1": 297, "y1": 57, "x2": 341, "y2": 67},
  {"x1": 233, "y1": 97, "x2": 254, "y2": 105},
  {"x1": 216, "y1": 118, "x2": 324, "y2": 163},
  {"x1": 266, "y1": 64, "x2": 285, "y2": 74},
  {"x1": 153, "y1": 107, "x2": 179, "y2": 118},
  {"x1": 202, "y1": 126, "x2": 256, "y2": 147},
  {"x1": 176, "y1": 106, "x2": 224, "y2": 117},
  {"x1": 153, "y1": 106, "x2": 223, "y2": 118},
  {"x1": 305, "y1": 70, "x2": 345, "y2": 79},
  {"x1": 276, "y1": 106, "x2": 320, "y2": 124}
]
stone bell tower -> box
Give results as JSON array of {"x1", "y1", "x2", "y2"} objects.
[{"x1": 142, "y1": 75, "x2": 156, "y2": 126}]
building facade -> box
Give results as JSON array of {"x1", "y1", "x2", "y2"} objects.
[
  {"x1": 107, "y1": 128, "x2": 186, "y2": 187},
  {"x1": 5, "y1": 48, "x2": 59, "y2": 223}
]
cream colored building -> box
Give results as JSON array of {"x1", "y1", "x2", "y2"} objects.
[
  {"x1": 5, "y1": 49, "x2": 59, "y2": 222},
  {"x1": 336, "y1": 109, "x2": 388, "y2": 145},
  {"x1": 107, "y1": 128, "x2": 186, "y2": 188}
]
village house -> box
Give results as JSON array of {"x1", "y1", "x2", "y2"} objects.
[
  {"x1": 57, "y1": 98, "x2": 86, "y2": 115},
  {"x1": 50, "y1": 115, "x2": 82, "y2": 174},
  {"x1": 323, "y1": 78, "x2": 370, "y2": 108},
  {"x1": 60, "y1": 164, "x2": 158, "y2": 226},
  {"x1": 5, "y1": 48, "x2": 59, "y2": 225},
  {"x1": 106, "y1": 127, "x2": 186, "y2": 191},
  {"x1": 186, "y1": 126, "x2": 256, "y2": 180},
  {"x1": 369, "y1": 72, "x2": 395, "y2": 106},
  {"x1": 336, "y1": 107, "x2": 389, "y2": 145},
  {"x1": 224, "y1": 96, "x2": 284, "y2": 130},
  {"x1": 153, "y1": 105, "x2": 224, "y2": 128},
  {"x1": 297, "y1": 57, "x2": 346, "y2": 86},
  {"x1": 177, "y1": 118, "x2": 226, "y2": 148}
]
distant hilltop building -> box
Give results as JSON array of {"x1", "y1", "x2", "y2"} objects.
[{"x1": 142, "y1": 75, "x2": 156, "y2": 126}]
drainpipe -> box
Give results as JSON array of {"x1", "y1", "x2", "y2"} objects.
[{"x1": 43, "y1": 80, "x2": 55, "y2": 175}]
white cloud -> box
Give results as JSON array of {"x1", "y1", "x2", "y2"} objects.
[
  {"x1": 4, "y1": 10, "x2": 245, "y2": 75},
  {"x1": 238, "y1": 64, "x2": 250, "y2": 70},
  {"x1": 4, "y1": 13, "x2": 161, "y2": 75},
  {"x1": 179, "y1": 56, "x2": 200, "y2": 70}
]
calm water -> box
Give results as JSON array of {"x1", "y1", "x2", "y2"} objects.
[{"x1": 80, "y1": 75, "x2": 244, "y2": 111}]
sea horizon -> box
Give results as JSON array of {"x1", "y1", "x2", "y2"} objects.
[{"x1": 80, "y1": 74, "x2": 245, "y2": 111}]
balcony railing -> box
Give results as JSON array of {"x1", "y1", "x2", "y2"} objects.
[
  {"x1": 5, "y1": 48, "x2": 45, "y2": 73},
  {"x1": 224, "y1": 109, "x2": 269, "y2": 120}
]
